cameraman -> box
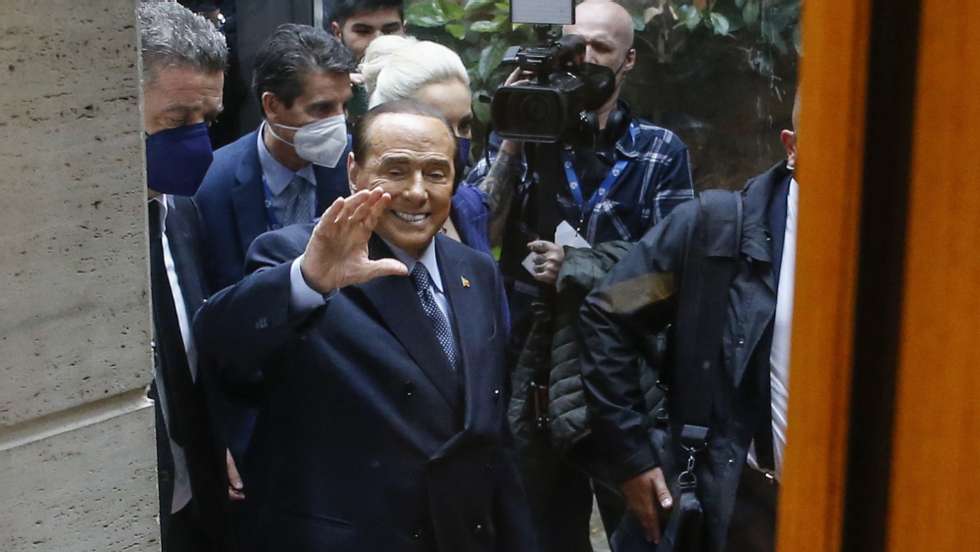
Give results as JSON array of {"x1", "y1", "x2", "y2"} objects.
[{"x1": 464, "y1": 2, "x2": 694, "y2": 550}]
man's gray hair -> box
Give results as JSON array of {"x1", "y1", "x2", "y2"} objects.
[{"x1": 138, "y1": 1, "x2": 228, "y2": 83}]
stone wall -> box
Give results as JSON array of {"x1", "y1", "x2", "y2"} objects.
[{"x1": 0, "y1": 1, "x2": 158, "y2": 551}]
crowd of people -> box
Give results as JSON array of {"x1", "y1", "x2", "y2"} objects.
[{"x1": 141, "y1": 1, "x2": 800, "y2": 551}]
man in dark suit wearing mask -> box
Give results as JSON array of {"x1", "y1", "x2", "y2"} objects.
[
  {"x1": 194, "y1": 100, "x2": 535, "y2": 551},
  {"x1": 195, "y1": 23, "x2": 355, "y2": 293},
  {"x1": 139, "y1": 2, "x2": 229, "y2": 550}
]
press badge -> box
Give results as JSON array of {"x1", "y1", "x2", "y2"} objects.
[
  {"x1": 555, "y1": 220, "x2": 590, "y2": 249},
  {"x1": 522, "y1": 252, "x2": 538, "y2": 276}
]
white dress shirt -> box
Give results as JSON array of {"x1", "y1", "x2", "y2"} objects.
[
  {"x1": 747, "y1": 177, "x2": 798, "y2": 480},
  {"x1": 769, "y1": 177, "x2": 798, "y2": 479}
]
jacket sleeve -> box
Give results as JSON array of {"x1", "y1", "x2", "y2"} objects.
[
  {"x1": 192, "y1": 228, "x2": 319, "y2": 386},
  {"x1": 578, "y1": 200, "x2": 696, "y2": 483}
]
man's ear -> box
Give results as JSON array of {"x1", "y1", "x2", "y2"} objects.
[
  {"x1": 780, "y1": 129, "x2": 797, "y2": 169},
  {"x1": 623, "y1": 47, "x2": 637, "y2": 73},
  {"x1": 330, "y1": 21, "x2": 342, "y2": 38},
  {"x1": 347, "y1": 151, "x2": 359, "y2": 194},
  {"x1": 261, "y1": 91, "x2": 280, "y2": 122}
]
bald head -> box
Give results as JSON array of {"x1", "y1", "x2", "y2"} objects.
[{"x1": 563, "y1": 1, "x2": 636, "y2": 88}]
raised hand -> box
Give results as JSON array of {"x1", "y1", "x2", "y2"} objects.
[{"x1": 300, "y1": 188, "x2": 409, "y2": 293}]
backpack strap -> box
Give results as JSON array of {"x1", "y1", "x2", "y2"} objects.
[{"x1": 672, "y1": 189, "x2": 743, "y2": 451}]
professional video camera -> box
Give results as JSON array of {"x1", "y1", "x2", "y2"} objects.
[{"x1": 490, "y1": 34, "x2": 616, "y2": 147}]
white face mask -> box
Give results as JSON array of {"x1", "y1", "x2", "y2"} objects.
[{"x1": 268, "y1": 114, "x2": 348, "y2": 168}]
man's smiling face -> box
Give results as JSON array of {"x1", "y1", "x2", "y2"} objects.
[{"x1": 348, "y1": 112, "x2": 455, "y2": 257}]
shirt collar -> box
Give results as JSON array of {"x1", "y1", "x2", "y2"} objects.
[
  {"x1": 257, "y1": 121, "x2": 317, "y2": 196},
  {"x1": 149, "y1": 194, "x2": 170, "y2": 233},
  {"x1": 384, "y1": 237, "x2": 443, "y2": 293}
]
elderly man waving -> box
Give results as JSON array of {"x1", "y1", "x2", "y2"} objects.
[{"x1": 194, "y1": 100, "x2": 535, "y2": 552}]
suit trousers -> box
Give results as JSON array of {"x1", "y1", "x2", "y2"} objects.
[
  {"x1": 154, "y1": 394, "x2": 216, "y2": 551},
  {"x1": 518, "y1": 429, "x2": 626, "y2": 552},
  {"x1": 725, "y1": 468, "x2": 778, "y2": 552}
]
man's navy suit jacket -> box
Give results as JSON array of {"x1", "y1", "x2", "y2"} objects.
[
  {"x1": 152, "y1": 196, "x2": 231, "y2": 546},
  {"x1": 193, "y1": 227, "x2": 535, "y2": 552},
  {"x1": 194, "y1": 129, "x2": 349, "y2": 292}
]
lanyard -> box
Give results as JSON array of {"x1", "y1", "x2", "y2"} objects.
[{"x1": 561, "y1": 150, "x2": 629, "y2": 226}]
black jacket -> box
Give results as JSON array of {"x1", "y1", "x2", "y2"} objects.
[
  {"x1": 578, "y1": 162, "x2": 791, "y2": 550},
  {"x1": 506, "y1": 242, "x2": 638, "y2": 452}
]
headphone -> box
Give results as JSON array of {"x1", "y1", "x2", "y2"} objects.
[{"x1": 601, "y1": 101, "x2": 632, "y2": 150}]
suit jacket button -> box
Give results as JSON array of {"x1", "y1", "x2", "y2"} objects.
[
  {"x1": 492, "y1": 388, "x2": 501, "y2": 401},
  {"x1": 404, "y1": 382, "x2": 415, "y2": 398},
  {"x1": 473, "y1": 522, "x2": 485, "y2": 534},
  {"x1": 411, "y1": 528, "x2": 423, "y2": 540}
]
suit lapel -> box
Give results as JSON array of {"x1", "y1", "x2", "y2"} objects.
[
  {"x1": 435, "y1": 236, "x2": 485, "y2": 428},
  {"x1": 741, "y1": 162, "x2": 789, "y2": 295},
  {"x1": 355, "y1": 237, "x2": 461, "y2": 412},
  {"x1": 728, "y1": 164, "x2": 786, "y2": 385},
  {"x1": 313, "y1": 162, "x2": 350, "y2": 214},
  {"x1": 232, "y1": 137, "x2": 270, "y2": 255},
  {"x1": 164, "y1": 197, "x2": 208, "y2": 312}
]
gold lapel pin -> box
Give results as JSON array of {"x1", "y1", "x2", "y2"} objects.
[{"x1": 461, "y1": 276, "x2": 471, "y2": 288}]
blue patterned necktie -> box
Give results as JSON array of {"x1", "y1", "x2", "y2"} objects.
[
  {"x1": 410, "y1": 263, "x2": 458, "y2": 371},
  {"x1": 281, "y1": 174, "x2": 315, "y2": 227}
]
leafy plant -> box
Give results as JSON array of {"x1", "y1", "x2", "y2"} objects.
[
  {"x1": 405, "y1": 0, "x2": 538, "y2": 125},
  {"x1": 406, "y1": 0, "x2": 800, "y2": 121},
  {"x1": 405, "y1": 0, "x2": 800, "y2": 186}
]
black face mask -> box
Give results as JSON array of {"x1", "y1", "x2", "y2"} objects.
[{"x1": 579, "y1": 62, "x2": 618, "y2": 111}]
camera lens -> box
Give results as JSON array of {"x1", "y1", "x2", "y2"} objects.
[
  {"x1": 520, "y1": 95, "x2": 551, "y2": 124},
  {"x1": 491, "y1": 87, "x2": 566, "y2": 142}
]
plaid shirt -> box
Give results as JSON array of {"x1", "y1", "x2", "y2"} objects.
[{"x1": 463, "y1": 117, "x2": 694, "y2": 244}]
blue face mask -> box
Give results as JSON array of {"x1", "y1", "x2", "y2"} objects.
[
  {"x1": 454, "y1": 137, "x2": 471, "y2": 190},
  {"x1": 145, "y1": 122, "x2": 214, "y2": 196}
]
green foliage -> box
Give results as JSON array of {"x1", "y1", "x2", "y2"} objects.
[
  {"x1": 405, "y1": 0, "x2": 800, "y2": 128},
  {"x1": 405, "y1": 0, "x2": 538, "y2": 127}
]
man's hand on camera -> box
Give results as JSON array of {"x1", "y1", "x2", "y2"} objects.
[
  {"x1": 527, "y1": 240, "x2": 565, "y2": 286},
  {"x1": 500, "y1": 68, "x2": 533, "y2": 155},
  {"x1": 621, "y1": 467, "x2": 673, "y2": 544},
  {"x1": 300, "y1": 189, "x2": 409, "y2": 293}
]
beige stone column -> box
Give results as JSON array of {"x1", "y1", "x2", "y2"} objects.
[{"x1": 0, "y1": 1, "x2": 158, "y2": 551}]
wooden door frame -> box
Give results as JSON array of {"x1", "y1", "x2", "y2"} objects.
[
  {"x1": 778, "y1": 1, "x2": 924, "y2": 550},
  {"x1": 776, "y1": 2, "x2": 870, "y2": 550}
]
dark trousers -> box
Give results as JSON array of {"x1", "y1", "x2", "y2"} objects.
[
  {"x1": 162, "y1": 503, "x2": 214, "y2": 551},
  {"x1": 725, "y1": 468, "x2": 778, "y2": 552},
  {"x1": 518, "y1": 431, "x2": 625, "y2": 552},
  {"x1": 154, "y1": 393, "x2": 220, "y2": 551}
]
